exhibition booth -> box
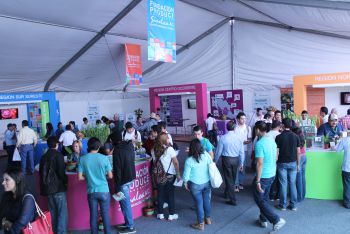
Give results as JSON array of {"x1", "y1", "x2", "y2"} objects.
[{"x1": 294, "y1": 72, "x2": 350, "y2": 200}]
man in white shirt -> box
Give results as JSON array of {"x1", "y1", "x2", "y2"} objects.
[
  {"x1": 16, "y1": 120, "x2": 37, "y2": 174},
  {"x1": 300, "y1": 110, "x2": 312, "y2": 126},
  {"x1": 205, "y1": 113, "x2": 217, "y2": 147},
  {"x1": 234, "y1": 112, "x2": 252, "y2": 191},
  {"x1": 320, "y1": 106, "x2": 329, "y2": 124},
  {"x1": 59, "y1": 124, "x2": 77, "y2": 155},
  {"x1": 122, "y1": 122, "x2": 142, "y2": 146},
  {"x1": 80, "y1": 117, "x2": 90, "y2": 131},
  {"x1": 254, "y1": 108, "x2": 264, "y2": 123},
  {"x1": 266, "y1": 120, "x2": 281, "y2": 140}
]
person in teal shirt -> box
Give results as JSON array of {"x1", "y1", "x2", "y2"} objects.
[
  {"x1": 253, "y1": 121, "x2": 285, "y2": 232},
  {"x1": 78, "y1": 137, "x2": 113, "y2": 234},
  {"x1": 192, "y1": 126, "x2": 214, "y2": 160},
  {"x1": 183, "y1": 139, "x2": 212, "y2": 231}
]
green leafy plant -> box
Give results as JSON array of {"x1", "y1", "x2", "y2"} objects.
[{"x1": 81, "y1": 125, "x2": 110, "y2": 143}]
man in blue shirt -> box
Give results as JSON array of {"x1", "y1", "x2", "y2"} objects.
[
  {"x1": 214, "y1": 121, "x2": 244, "y2": 205},
  {"x1": 253, "y1": 121, "x2": 286, "y2": 231},
  {"x1": 336, "y1": 137, "x2": 350, "y2": 209},
  {"x1": 4, "y1": 123, "x2": 16, "y2": 169},
  {"x1": 78, "y1": 137, "x2": 113, "y2": 234},
  {"x1": 317, "y1": 114, "x2": 344, "y2": 139}
]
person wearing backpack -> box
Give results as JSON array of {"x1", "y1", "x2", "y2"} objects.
[
  {"x1": 39, "y1": 136, "x2": 68, "y2": 234},
  {"x1": 122, "y1": 122, "x2": 142, "y2": 147},
  {"x1": 153, "y1": 133, "x2": 181, "y2": 221},
  {"x1": 183, "y1": 139, "x2": 213, "y2": 231}
]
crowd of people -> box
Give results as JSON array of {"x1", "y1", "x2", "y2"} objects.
[{"x1": 1, "y1": 105, "x2": 350, "y2": 233}]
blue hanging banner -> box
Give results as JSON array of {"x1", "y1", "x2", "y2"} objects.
[{"x1": 148, "y1": 0, "x2": 176, "y2": 63}]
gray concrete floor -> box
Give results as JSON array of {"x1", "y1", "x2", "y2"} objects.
[{"x1": 0, "y1": 142, "x2": 349, "y2": 234}]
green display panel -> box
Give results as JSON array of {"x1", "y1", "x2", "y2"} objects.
[{"x1": 306, "y1": 151, "x2": 343, "y2": 200}]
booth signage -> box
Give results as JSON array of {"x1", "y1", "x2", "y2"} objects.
[
  {"x1": 147, "y1": 0, "x2": 176, "y2": 63},
  {"x1": 151, "y1": 84, "x2": 196, "y2": 94},
  {"x1": 125, "y1": 43, "x2": 143, "y2": 85},
  {"x1": 210, "y1": 90, "x2": 243, "y2": 120}
]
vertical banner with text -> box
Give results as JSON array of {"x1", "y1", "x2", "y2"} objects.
[
  {"x1": 148, "y1": 0, "x2": 176, "y2": 63},
  {"x1": 125, "y1": 44, "x2": 143, "y2": 85}
]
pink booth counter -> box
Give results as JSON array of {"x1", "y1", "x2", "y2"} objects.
[{"x1": 35, "y1": 160, "x2": 152, "y2": 231}]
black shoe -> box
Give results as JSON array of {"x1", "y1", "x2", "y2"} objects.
[
  {"x1": 118, "y1": 227, "x2": 136, "y2": 233},
  {"x1": 116, "y1": 223, "x2": 128, "y2": 230},
  {"x1": 225, "y1": 201, "x2": 237, "y2": 206}
]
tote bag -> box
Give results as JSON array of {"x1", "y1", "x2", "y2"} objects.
[
  {"x1": 209, "y1": 162, "x2": 223, "y2": 188},
  {"x1": 22, "y1": 194, "x2": 54, "y2": 234},
  {"x1": 12, "y1": 148, "x2": 21, "y2": 161}
]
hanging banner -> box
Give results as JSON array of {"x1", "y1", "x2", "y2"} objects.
[
  {"x1": 253, "y1": 91, "x2": 271, "y2": 112},
  {"x1": 125, "y1": 44, "x2": 142, "y2": 85},
  {"x1": 148, "y1": 0, "x2": 176, "y2": 63}
]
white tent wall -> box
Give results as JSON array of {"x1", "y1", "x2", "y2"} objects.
[
  {"x1": 57, "y1": 92, "x2": 149, "y2": 128},
  {"x1": 233, "y1": 21, "x2": 350, "y2": 87}
]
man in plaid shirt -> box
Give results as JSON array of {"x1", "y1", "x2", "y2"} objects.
[{"x1": 340, "y1": 109, "x2": 350, "y2": 130}]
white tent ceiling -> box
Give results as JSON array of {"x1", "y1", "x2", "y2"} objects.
[{"x1": 1, "y1": 0, "x2": 350, "y2": 94}]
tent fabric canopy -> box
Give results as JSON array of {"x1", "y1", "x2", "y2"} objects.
[{"x1": 1, "y1": 0, "x2": 350, "y2": 94}]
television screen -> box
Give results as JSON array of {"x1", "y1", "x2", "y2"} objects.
[
  {"x1": 0, "y1": 108, "x2": 18, "y2": 119},
  {"x1": 341, "y1": 92, "x2": 350, "y2": 105},
  {"x1": 187, "y1": 99, "x2": 196, "y2": 109}
]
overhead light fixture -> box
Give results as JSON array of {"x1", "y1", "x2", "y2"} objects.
[{"x1": 312, "y1": 83, "x2": 350, "y2": 88}]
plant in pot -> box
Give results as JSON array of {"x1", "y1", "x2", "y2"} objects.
[{"x1": 142, "y1": 198, "x2": 155, "y2": 217}]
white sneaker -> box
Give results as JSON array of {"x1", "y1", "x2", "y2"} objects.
[
  {"x1": 168, "y1": 214, "x2": 178, "y2": 221},
  {"x1": 163, "y1": 203, "x2": 168, "y2": 209},
  {"x1": 273, "y1": 218, "x2": 286, "y2": 231},
  {"x1": 157, "y1": 214, "x2": 164, "y2": 220},
  {"x1": 259, "y1": 220, "x2": 268, "y2": 228}
]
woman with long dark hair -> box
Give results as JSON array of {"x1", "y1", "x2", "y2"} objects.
[
  {"x1": 0, "y1": 168, "x2": 36, "y2": 233},
  {"x1": 183, "y1": 139, "x2": 212, "y2": 230},
  {"x1": 153, "y1": 133, "x2": 181, "y2": 221}
]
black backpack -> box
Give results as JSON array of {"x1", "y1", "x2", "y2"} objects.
[{"x1": 123, "y1": 129, "x2": 139, "y2": 140}]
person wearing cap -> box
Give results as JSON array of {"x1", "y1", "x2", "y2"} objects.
[
  {"x1": 317, "y1": 113, "x2": 344, "y2": 139},
  {"x1": 136, "y1": 112, "x2": 158, "y2": 135}
]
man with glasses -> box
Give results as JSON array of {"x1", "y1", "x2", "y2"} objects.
[{"x1": 317, "y1": 114, "x2": 344, "y2": 139}]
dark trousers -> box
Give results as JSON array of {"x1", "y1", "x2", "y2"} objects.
[
  {"x1": 5, "y1": 145, "x2": 20, "y2": 169},
  {"x1": 269, "y1": 169, "x2": 279, "y2": 200},
  {"x1": 222, "y1": 156, "x2": 239, "y2": 203},
  {"x1": 342, "y1": 171, "x2": 350, "y2": 209},
  {"x1": 253, "y1": 176, "x2": 280, "y2": 225},
  {"x1": 207, "y1": 130, "x2": 218, "y2": 147},
  {"x1": 157, "y1": 176, "x2": 176, "y2": 215}
]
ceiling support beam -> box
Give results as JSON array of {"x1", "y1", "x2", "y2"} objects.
[{"x1": 44, "y1": 0, "x2": 142, "y2": 91}]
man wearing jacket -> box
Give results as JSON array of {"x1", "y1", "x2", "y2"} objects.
[
  {"x1": 39, "y1": 136, "x2": 68, "y2": 234},
  {"x1": 112, "y1": 132, "x2": 136, "y2": 234}
]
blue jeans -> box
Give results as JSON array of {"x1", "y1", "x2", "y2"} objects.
[
  {"x1": 278, "y1": 162, "x2": 298, "y2": 208},
  {"x1": 87, "y1": 192, "x2": 111, "y2": 234},
  {"x1": 48, "y1": 192, "x2": 68, "y2": 234},
  {"x1": 296, "y1": 155, "x2": 307, "y2": 202},
  {"x1": 235, "y1": 151, "x2": 247, "y2": 186},
  {"x1": 252, "y1": 177, "x2": 280, "y2": 225},
  {"x1": 20, "y1": 144, "x2": 34, "y2": 173},
  {"x1": 342, "y1": 171, "x2": 350, "y2": 208},
  {"x1": 189, "y1": 181, "x2": 211, "y2": 224},
  {"x1": 119, "y1": 182, "x2": 134, "y2": 228}
]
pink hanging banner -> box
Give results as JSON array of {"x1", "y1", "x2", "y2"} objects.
[{"x1": 125, "y1": 44, "x2": 143, "y2": 85}]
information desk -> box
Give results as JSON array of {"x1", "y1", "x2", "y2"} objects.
[
  {"x1": 35, "y1": 159, "x2": 152, "y2": 231},
  {"x1": 306, "y1": 149, "x2": 344, "y2": 200},
  {"x1": 34, "y1": 139, "x2": 88, "y2": 165}
]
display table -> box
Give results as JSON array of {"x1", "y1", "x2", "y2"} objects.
[
  {"x1": 306, "y1": 148, "x2": 344, "y2": 200},
  {"x1": 35, "y1": 159, "x2": 152, "y2": 231},
  {"x1": 34, "y1": 139, "x2": 88, "y2": 165}
]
